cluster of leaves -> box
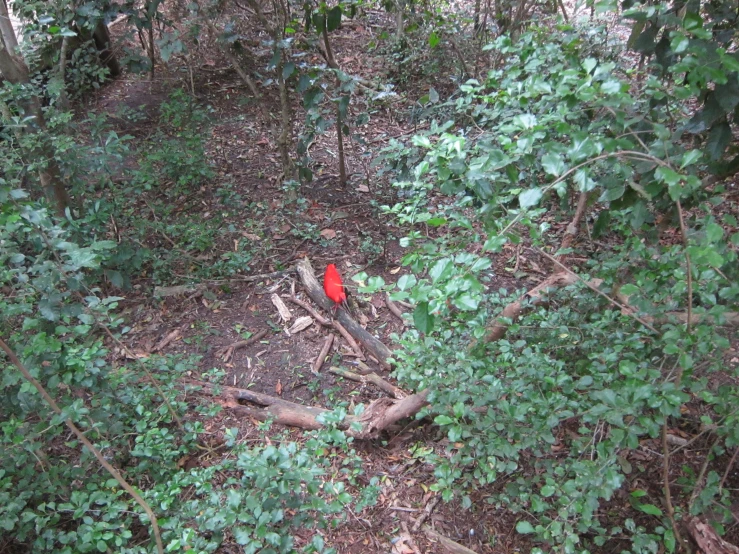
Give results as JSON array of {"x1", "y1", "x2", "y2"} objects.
[
  {"x1": 12, "y1": 0, "x2": 121, "y2": 96},
  {"x1": 623, "y1": 0, "x2": 739, "y2": 175},
  {"x1": 378, "y1": 23, "x2": 739, "y2": 552}
]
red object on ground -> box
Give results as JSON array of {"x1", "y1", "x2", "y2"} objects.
[{"x1": 324, "y1": 264, "x2": 347, "y2": 307}]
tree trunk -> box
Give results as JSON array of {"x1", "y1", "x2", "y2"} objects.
[
  {"x1": 277, "y1": 57, "x2": 296, "y2": 188},
  {"x1": 0, "y1": 0, "x2": 18, "y2": 53},
  {"x1": 321, "y1": 26, "x2": 348, "y2": 187},
  {"x1": 0, "y1": 37, "x2": 70, "y2": 216},
  {"x1": 92, "y1": 20, "x2": 121, "y2": 77},
  {"x1": 473, "y1": 0, "x2": 483, "y2": 35}
]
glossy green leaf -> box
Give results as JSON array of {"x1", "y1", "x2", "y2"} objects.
[
  {"x1": 519, "y1": 188, "x2": 543, "y2": 208},
  {"x1": 413, "y1": 302, "x2": 435, "y2": 333}
]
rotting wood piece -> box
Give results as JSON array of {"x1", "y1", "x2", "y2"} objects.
[
  {"x1": 296, "y1": 258, "x2": 392, "y2": 368},
  {"x1": 312, "y1": 334, "x2": 335, "y2": 374},
  {"x1": 187, "y1": 379, "x2": 428, "y2": 439},
  {"x1": 686, "y1": 517, "x2": 739, "y2": 554}
]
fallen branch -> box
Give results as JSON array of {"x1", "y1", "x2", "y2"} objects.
[
  {"x1": 385, "y1": 294, "x2": 406, "y2": 323},
  {"x1": 152, "y1": 268, "x2": 295, "y2": 298},
  {"x1": 313, "y1": 334, "x2": 335, "y2": 374},
  {"x1": 189, "y1": 379, "x2": 428, "y2": 438},
  {"x1": 412, "y1": 495, "x2": 440, "y2": 532},
  {"x1": 215, "y1": 329, "x2": 269, "y2": 362},
  {"x1": 202, "y1": 16, "x2": 260, "y2": 98},
  {"x1": 686, "y1": 517, "x2": 739, "y2": 554},
  {"x1": 557, "y1": 191, "x2": 589, "y2": 266},
  {"x1": 296, "y1": 259, "x2": 392, "y2": 368},
  {"x1": 285, "y1": 294, "x2": 364, "y2": 359},
  {"x1": 652, "y1": 311, "x2": 739, "y2": 326},
  {"x1": 151, "y1": 327, "x2": 183, "y2": 353},
  {"x1": 483, "y1": 272, "x2": 578, "y2": 343},
  {"x1": 328, "y1": 366, "x2": 407, "y2": 399},
  {"x1": 422, "y1": 526, "x2": 478, "y2": 554},
  {"x1": 535, "y1": 249, "x2": 659, "y2": 334}
]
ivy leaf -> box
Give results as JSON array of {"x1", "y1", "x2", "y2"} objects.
[
  {"x1": 706, "y1": 121, "x2": 732, "y2": 160},
  {"x1": 38, "y1": 299, "x2": 60, "y2": 321},
  {"x1": 282, "y1": 62, "x2": 295, "y2": 80},
  {"x1": 233, "y1": 526, "x2": 253, "y2": 545},
  {"x1": 705, "y1": 223, "x2": 724, "y2": 242},
  {"x1": 483, "y1": 235, "x2": 507, "y2": 252},
  {"x1": 540, "y1": 485, "x2": 556, "y2": 497},
  {"x1": 574, "y1": 169, "x2": 596, "y2": 192},
  {"x1": 542, "y1": 153, "x2": 566, "y2": 177},
  {"x1": 413, "y1": 302, "x2": 435, "y2": 334},
  {"x1": 519, "y1": 187, "x2": 543, "y2": 208},
  {"x1": 715, "y1": 80, "x2": 739, "y2": 113},
  {"x1": 312, "y1": 13, "x2": 325, "y2": 33},
  {"x1": 516, "y1": 521, "x2": 535, "y2": 534},
  {"x1": 434, "y1": 415, "x2": 454, "y2": 425},
  {"x1": 680, "y1": 149, "x2": 702, "y2": 169},
  {"x1": 327, "y1": 6, "x2": 342, "y2": 31},
  {"x1": 397, "y1": 274, "x2": 417, "y2": 291},
  {"x1": 429, "y1": 258, "x2": 452, "y2": 283},
  {"x1": 453, "y1": 293, "x2": 479, "y2": 311},
  {"x1": 582, "y1": 57, "x2": 598, "y2": 74},
  {"x1": 637, "y1": 504, "x2": 663, "y2": 516}
]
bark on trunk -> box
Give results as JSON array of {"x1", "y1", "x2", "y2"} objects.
[
  {"x1": 92, "y1": 21, "x2": 121, "y2": 77},
  {"x1": 0, "y1": 0, "x2": 18, "y2": 53}
]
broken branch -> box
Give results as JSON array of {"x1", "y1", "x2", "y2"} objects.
[
  {"x1": 216, "y1": 329, "x2": 269, "y2": 362},
  {"x1": 295, "y1": 259, "x2": 392, "y2": 368},
  {"x1": 328, "y1": 366, "x2": 407, "y2": 399},
  {"x1": 313, "y1": 334, "x2": 335, "y2": 374}
]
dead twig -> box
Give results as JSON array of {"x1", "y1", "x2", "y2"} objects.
[
  {"x1": 332, "y1": 320, "x2": 365, "y2": 360},
  {"x1": 412, "y1": 496, "x2": 440, "y2": 532},
  {"x1": 328, "y1": 366, "x2": 406, "y2": 399},
  {"x1": 313, "y1": 334, "x2": 335, "y2": 374},
  {"x1": 662, "y1": 422, "x2": 685, "y2": 550},
  {"x1": 216, "y1": 329, "x2": 269, "y2": 362},
  {"x1": 285, "y1": 293, "x2": 365, "y2": 360},
  {"x1": 720, "y1": 446, "x2": 739, "y2": 492},
  {"x1": 151, "y1": 327, "x2": 183, "y2": 353},
  {"x1": 557, "y1": 191, "x2": 589, "y2": 266},
  {"x1": 400, "y1": 521, "x2": 422, "y2": 554},
  {"x1": 686, "y1": 517, "x2": 739, "y2": 554}
]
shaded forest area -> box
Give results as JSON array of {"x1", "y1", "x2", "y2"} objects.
[{"x1": 1, "y1": 0, "x2": 738, "y2": 552}]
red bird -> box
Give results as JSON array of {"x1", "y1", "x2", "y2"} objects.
[{"x1": 324, "y1": 264, "x2": 347, "y2": 314}]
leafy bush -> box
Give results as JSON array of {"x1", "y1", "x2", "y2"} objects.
[{"x1": 383, "y1": 24, "x2": 739, "y2": 552}]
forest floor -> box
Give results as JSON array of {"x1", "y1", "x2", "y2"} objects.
[{"x1": 78, "y1": 4, "x2": 739, "y2": 553}]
